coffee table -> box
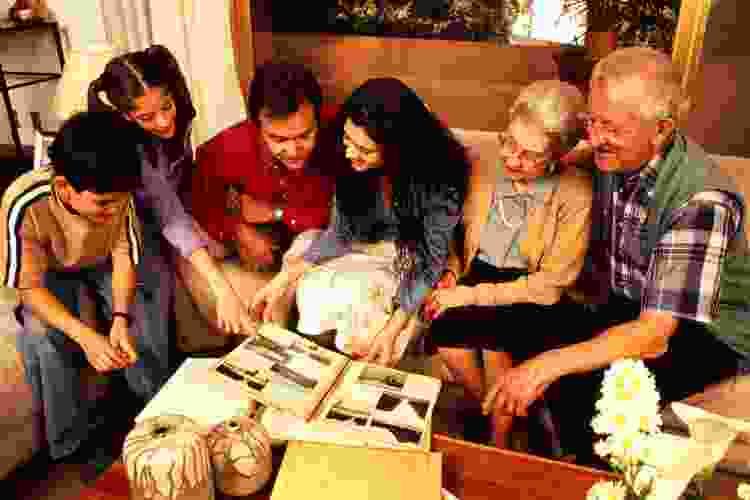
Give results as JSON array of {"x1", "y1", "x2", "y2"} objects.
[{"x1": 75, "y1": 434, "x2": 620, "y2": 500}]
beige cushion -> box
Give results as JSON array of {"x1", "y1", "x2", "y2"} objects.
[{"x1": 710, "y1": 154, "x2": 750, "y2": 238}]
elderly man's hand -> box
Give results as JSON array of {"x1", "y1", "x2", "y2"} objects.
[{"x1": 481, "y1": 355, "x2": 557, "y2": 417}]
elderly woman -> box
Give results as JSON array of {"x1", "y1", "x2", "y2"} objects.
[{"x1": 422, "y1": 80, "x2": 592, "y2": 449}]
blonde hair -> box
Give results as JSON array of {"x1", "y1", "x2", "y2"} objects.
[
  {"x1": 591, "y1": 47, "x2": 688, "y2": 123},
  {"x1": 508, "y1": 80, "x2": 586, "y2": 154}
]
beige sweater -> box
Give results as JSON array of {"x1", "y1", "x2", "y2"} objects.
[{"x1": 447, "y1": 161, "x2": 592, "y2": 306}]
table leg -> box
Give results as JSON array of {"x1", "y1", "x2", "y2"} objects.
[
  {"x1": 51, "y1": 23, "x2": 65, "y2": 71},
  {"x1": 0, "y1": 63, "x2": 25, "y2": 158}
]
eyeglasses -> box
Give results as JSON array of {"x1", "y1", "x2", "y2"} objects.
[
  {"x1": 343, "y1": 133, "x2": 380, "y2": 160},
  {"x1": 578, "y1": 112, "x2": 634, "y2": 144},
  {"x1": 498, "y1": 131, "x2": 549, "y2": 166}
]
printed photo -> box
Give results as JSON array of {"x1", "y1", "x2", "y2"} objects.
[
  {"x1": 358, "y1": 366, "x2": 407, "y2": 392},
  {"x1": 370, "y1": 420, "x2": 422, "y2": 446}
]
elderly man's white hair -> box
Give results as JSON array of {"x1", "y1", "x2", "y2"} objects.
[
  {"x1": 509, "y1": 79, "x2": 586, "y2": 153},
  {"x1": 591, "y1": 47, "x2": 688, "y2": 123}
]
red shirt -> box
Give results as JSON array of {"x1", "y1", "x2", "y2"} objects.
[{"x1": 192, "y1": 105, "x2": 337, "y2": 242}]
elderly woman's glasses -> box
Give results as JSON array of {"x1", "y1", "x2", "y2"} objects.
[{"x1": 498, "y1": 132, "x2": 549, "y2": 165}]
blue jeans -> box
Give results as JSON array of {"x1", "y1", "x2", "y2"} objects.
[{"x1": 16, "y1": 262, "x2": 173, "y2": 460}]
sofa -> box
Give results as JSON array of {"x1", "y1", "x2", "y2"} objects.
[
  {"x1": 452, "y1": 129, "x2": 750, "y2": 477},
  {"x1": 1, "y1": 129, "x2": 749, "y2": 479}
]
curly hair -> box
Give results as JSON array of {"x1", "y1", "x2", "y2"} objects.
[{"x1": 319, "y1": 78, "x2": 470, "y2": 253}]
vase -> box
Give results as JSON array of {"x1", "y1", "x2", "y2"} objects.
[
  {"x1": 207, "y1": 415, "x2": 273, "y2": 496},
  {"x1": 123, "y1": 415, "x2": 214, "y2": 500}
]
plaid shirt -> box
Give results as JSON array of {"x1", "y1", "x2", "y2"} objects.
[{"x1": 609, "y1": 152, "x2": 742, "y2": 324}]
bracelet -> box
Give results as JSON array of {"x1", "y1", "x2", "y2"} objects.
[{"x1": 112, "y1": 312, "x2": 133, "y2": 326}]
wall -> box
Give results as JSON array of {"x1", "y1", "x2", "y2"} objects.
[
  {"x1": 0, "y1": 0, "x2": 107, "y2": 147},
  {"x1": 684, "y1": 0, "x2": 750, "y2": 157},
  {"x1": 272, "y1": 33, "x2": 561, "y2": 132}
]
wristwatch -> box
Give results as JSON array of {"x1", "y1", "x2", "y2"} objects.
[{"x1": 272, "y1": 206, "x2": 284, "y2": 222}]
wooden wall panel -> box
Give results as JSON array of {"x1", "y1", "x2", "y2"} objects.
[{"x1": 272, "y1": 34, "x2": 562, "y2": 132}]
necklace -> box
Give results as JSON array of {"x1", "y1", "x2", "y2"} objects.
[{"x1": 497, "y1": 196, "x2": 523, "y2": 229}]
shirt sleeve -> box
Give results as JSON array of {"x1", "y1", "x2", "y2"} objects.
[
  {"x1": 397, "y1": 188, "x2": 462, "y2": 314},
  {"x1": 642, "y1": 190, "x2": 742, "y2": 324},
  {"x1": 192, "y1": 140, "x2": 242, "y2": 242},
  {"x1": 140, "y1": 152, "x2": 207, "y2": 258},
  {"x1": 302, "y1": 198, "x2": 352, "y2": 263},
  {"x1": 6, "y1": 212, "x2": 48, "y2": 290},
  {"x1": 112, "y1": 198, "x2": 142, "y2": 267}
]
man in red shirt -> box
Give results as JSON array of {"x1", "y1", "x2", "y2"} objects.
[{"x1": 193, "y1": 62, "x2": 336, "y2": 271}]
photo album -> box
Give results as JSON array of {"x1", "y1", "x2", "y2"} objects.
[{"x1": 213, "y1": 323, "x2": 442, "y2": 450}]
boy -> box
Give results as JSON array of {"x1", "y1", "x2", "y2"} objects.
[{"x1": 0, "y1": 111, "x2": 165, "y2": 460}]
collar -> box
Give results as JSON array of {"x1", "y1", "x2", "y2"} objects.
[
  {"x1": 615, "y1": 134, "x2": 677, "y2": 204},
  {"x1": 496, "y1": 159, "x2": 560, "y2": 199},
  {"x1": 51, "y1": 182, "x2": 84, "y2": 219}
]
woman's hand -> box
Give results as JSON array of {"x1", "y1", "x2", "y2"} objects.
[
  {"x1": 109, "y1": 317, "x2": 138, "y2": 365},
  {"x1": 422, "y1": 270, "x2": 457, "y2": 320},
  {"x1": 425, "y1": 285, "x2": 476, "y2": 321},
  {"x1": 362, "y1": 310, "x2": 417, "y2": 367}
]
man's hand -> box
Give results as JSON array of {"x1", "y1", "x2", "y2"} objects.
[
  {"x1": 109, "y1": 317, "x2": 138, "y2": 365},
  {"x1": 235, "y1": 222, "x2": 277, "y2": 267},
  {"x1": 251, "y1": 270, "x2": 296, "y2": 324},
  {"x1": 481, "y1": 355, "x2": 556, "y2": 417},
  {"x1": 214, "y1": 281, "x2": 258, "y2": 337},
  {"x1": 79, "y1": 329, "x2": 131, "y2": 373},
  {"x1": 240, "y1": 193, "x2": 274, "y2": 224},
  {"x1": 424, "y1": 285, "x2": 475, "y2": 321}
]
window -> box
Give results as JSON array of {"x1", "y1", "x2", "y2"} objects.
[{"x1": 510, "y1": 0, "x2": 585, "y2": 45}]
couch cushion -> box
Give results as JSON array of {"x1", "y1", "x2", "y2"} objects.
[{"x1": 710, "y1": 154, "x2": 750, "y2": 238}]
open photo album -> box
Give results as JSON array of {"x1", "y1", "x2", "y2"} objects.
[{"x1": 213, "y1": 323, "x2": 442, "y2": 450}]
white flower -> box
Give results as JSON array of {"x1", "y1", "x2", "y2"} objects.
[
  {"x1": 738, "y1": 482, "x2": 750, "y2": 500},
  {"x1": 600, "y1": 360, "x2": 659, "y2": 404},
  {"x1": 587, "y1": 481, "x2": 627, "y2": 500},
  {"x1": 632, "y1": 465, "x2": 658, "y2": 496}
]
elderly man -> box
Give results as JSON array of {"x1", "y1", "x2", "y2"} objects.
[{"x1": 482, "y1": 47, "x2": 750, "y2": 462}]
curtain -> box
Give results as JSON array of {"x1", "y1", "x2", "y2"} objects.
[
  {"x1": 148, "y1": 0, "x2": 246, "y2": 146},
  {"x1": 98, "y1": 0, "x2": 153, "y2": 53},
  {"x1": 96, "y1": 0, "x2": 246, "y2": 146}
]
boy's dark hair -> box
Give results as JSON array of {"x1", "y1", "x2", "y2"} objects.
[
  {"x1": 247, "y1": 62, "x2": 322, "y2": 125},
  {"x1": 49, "y1": 111, "x2": 145, "y2": 194}
]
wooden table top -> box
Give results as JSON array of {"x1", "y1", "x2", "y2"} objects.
[{"x1": 75, "y1": 434, "x2": 622, "y2": 500}]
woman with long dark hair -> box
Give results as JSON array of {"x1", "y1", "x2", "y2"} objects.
[
  {"x1": 253, "y1": 77, "x2": 470, "y2": 365},
  {"x1": 88, "y1": 45, "x2": 256, "y2": 358}
]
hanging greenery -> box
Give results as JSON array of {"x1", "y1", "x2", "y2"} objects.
[{"x1": 562, "y1": 0, "x2": 678, "y2": 50}]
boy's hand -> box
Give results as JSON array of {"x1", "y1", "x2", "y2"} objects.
[
  {"x1": 79, "y1": 330, "x2": 131, "y2": 373},
  {"x1": 109, "y1": 317, "x2": 138, "y2": 365}
]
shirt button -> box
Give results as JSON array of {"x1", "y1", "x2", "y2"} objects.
[
  {"x1": 290, "y1": 218, "x2": 297, "y2": 228},
  {"x1": 281, "y1": 192, "x2": 289, "y2": 201}
]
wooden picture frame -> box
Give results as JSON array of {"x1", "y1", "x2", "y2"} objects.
[{"x1": 671, "y1": 0, "x2": 714, "y2": 93}]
